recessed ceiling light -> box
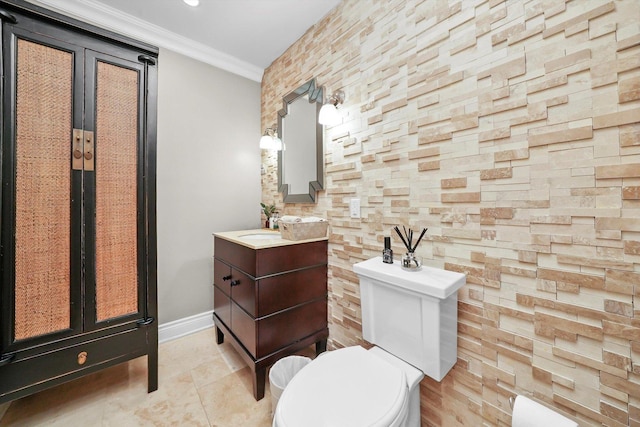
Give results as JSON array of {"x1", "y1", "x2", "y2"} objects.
[{"x1": 183, "y1": 0, "x2": 199, "y2": 6}]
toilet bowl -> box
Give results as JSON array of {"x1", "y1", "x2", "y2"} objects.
[
  {"x1": 273, "y1": 346, "x2": 423, "y2": 427},
  {"x1": 274, "y1": 256, "x2": 466, "y2": 427}
]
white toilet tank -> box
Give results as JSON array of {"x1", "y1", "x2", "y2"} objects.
[{"x1": 353, "y1": 256, "x2": 466, "y2": 381}]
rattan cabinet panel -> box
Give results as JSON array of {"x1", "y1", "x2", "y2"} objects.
[
  {"x1": 212, "y1": 236, "x2": 329, "y2": 401},
  {"x1": 0, "y1": 0, "x2": 158, "y2": 404},
  {"x1": 14, "y1": 37, "x2": 73, "y2": 341}
]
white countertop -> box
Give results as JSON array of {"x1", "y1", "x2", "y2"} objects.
[{"x1": 213, "y1": 228, "x2": 328, "y2": 250}]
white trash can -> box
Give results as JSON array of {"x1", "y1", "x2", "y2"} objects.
[{"x1": 269, "y1": 355, "x2": 312, "y2": 416}]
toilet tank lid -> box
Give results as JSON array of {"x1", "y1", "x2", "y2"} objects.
[{"x1": 353, "y1": 257, "x2": 466, "y2": 299}]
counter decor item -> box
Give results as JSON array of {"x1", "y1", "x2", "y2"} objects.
[
  {"x1": 280, "y1": 217, "x2": 328, "y2": 241},
  {"x1": 261, "y1": 202, "x2": 277, "y2": 229},
  {"x1": 393, "y1": 226, "x2": 428, "y2": 271},
  {"x1": 269, "y1": 213, "x2": 280, "y2": 230},
  {"x1": 382, "y1": 236, "x2": 393, "y2": 264}
]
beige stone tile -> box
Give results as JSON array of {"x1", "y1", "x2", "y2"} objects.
[
  {"x1": 158, "y1": 328, "x2": 222, "y2": 380},
  {"x1": 0, "y1": 367, "x2": 111, "y2": 426},
  {"x1": 197, "y1": 367, "x2": 272, "y2": 427},
  {"x1": 103, "y1": 371, "x2": 209, "y2": 427},
  {"x1": 189, "y1": 352, "x2": 238, "y2": 390}
]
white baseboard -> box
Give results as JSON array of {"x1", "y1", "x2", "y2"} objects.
[{"x1": 158, "y1": 310, "x2": 214, "y2": 344}]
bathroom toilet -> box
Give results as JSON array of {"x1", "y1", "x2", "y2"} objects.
[{"x1": 274, "y1": 256, "x2": 466, "y2": 427}]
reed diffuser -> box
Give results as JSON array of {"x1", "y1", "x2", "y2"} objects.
[{"x1": 393, "y1": 226, "x2": 428, "y2": 271}]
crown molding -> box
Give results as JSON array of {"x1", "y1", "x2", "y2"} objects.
[{"x1": 27, "y1": 0, "x2": 264, "y2": 82}]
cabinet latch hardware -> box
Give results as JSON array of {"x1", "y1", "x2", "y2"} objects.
[
  {"x1": 72, "y1": 129, "x2": 95, "y2": 171},
  {"x1": 230, "y1": 280, "x2": 240, "y2": 287},
  {"x1": 222, "y1": 275, "x2": 231, "y2": 281},
  {"x1": 77, "y1": 351, "x2": 87, "y2": 365},
  {"x1": 83, "y1": 131, "x2": 94, "y2": 171},
  {"x1": 137, "y1": 317, "x2": 154, "y2": 327},
  {"x1": 0, "y1": 353, "x2": 15, "y2": 367},
  {"x1": 72, "y1": 128, "x2": 84, "y2": 170}
]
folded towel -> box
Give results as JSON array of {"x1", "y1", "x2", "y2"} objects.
[
  {"x1": 300, "y1": 217, "x2": 326, "y2": 223},
  {"x1": 279, "y1": 215, "x2": 302, "y2": 223},
  {"x1": 280, "y1": 216, "x2": 326, "y2": 223}
]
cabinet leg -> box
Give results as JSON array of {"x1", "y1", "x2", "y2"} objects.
[
  {"x1": 253, "y1": 367, "x2": 266, "y2": 401},
  {"x1": 148, "y1": 327, "x2": 159, "y2": 393},
  {"x1": 316, "y1": 339, "x2": 327, "y2": 355},
  {"x1": 215, "y1": 326, "x2": 224, "y2": 345},
  {"x1": 148, "y1": 347, "x2": 158, "y2": 393}
]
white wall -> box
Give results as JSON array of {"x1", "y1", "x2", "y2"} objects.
[{"x1": 157, "y1": 48, "x2": 261, "y2": 324}]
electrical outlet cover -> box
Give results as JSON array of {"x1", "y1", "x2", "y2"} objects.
[{"x1": 350, "y1": 198, "x2": 360, "y2": 218}]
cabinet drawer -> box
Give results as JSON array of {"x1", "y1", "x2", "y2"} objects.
[
  {"x1": 231, "y1": 269, "x2": 257, "y2": 316},
  {"x1": 0, "y1": 327, "x2": 148, "y2": 398},
  {"x1": 215, "y1": 237, "x2": 256, "y2": 276},
  {"x1": 213, "y1": 258, "x2": 232, "y2": 295},
  {"x1": 213, "y1": 285, "x2": 231, "y2": 328},
  {"x1": 257, "y1": 298, "x2": 327, "y2": 358},
  {"x1": 231, "y1": 298, "x2": 327, "y2": 359},
  {"x1": 256, "y1": 241, "x2": 328, "y2": 277},
  {"x1": 257, "y1": 265, "x2": 327, "y2": 316},
  {"x1": 214, "y1": 237, "x2": 328, "y2": 278},
  {"x1": 231, "y1": 303, "x2": 256, "y2": 356}
]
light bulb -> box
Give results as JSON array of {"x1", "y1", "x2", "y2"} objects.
[
  {"x1": 318, "y1": 103, "x2": 340, "y2": 126},
  {"x1": 272, "y1": 136, "x2": 283, "y2": 151},
  {"x1": 260, "y1": 134, "x2": 275, "y2": 149}
]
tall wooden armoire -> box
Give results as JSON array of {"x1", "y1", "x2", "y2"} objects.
[{"x1": 0, "y1": 0, "x2": 158, "y2": 403}]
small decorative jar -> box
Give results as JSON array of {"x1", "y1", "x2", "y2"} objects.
[{"x1": 401, "y1": 251, "x2": 423, "y2": 271}]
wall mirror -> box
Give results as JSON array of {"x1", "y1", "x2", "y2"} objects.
[{"x1": 277, "y1": 79, "x2": 324, "y2": 203}]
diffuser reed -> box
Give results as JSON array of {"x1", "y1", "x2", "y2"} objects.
[{"x1": 393, "y1": 226, "x2": 428, "y2": 271}]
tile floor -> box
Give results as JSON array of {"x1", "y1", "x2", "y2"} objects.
[{"x1": 0, "y1": 328, "x2": 312, "y2": 426}]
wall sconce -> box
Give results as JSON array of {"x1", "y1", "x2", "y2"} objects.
[
  {"x1": 318, "y1": 90, "x2": 345, "y2": 126},
  {"x1": 259, "y1": 125, "x2": 283, "y2": 150}
]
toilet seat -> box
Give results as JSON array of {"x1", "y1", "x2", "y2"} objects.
[{"x1": 274, "y1": 346, "x2": 409, "y2": 427}]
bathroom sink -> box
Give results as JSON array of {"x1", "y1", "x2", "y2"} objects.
[{"x1": 239, "y1": 233, "x2": 280, "y2": 240}]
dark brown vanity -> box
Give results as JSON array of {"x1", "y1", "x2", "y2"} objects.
[{"x1": 212, "y1": 230, "x2": 328, "y2": 400}]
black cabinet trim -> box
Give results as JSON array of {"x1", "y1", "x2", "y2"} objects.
[{"x1": 0, "y1": 0, "x2": 158, "y2": 404}]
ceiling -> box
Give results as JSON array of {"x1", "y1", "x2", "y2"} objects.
[{"x1": 30, "y1": 0, "x2": 342, "y2": 81}]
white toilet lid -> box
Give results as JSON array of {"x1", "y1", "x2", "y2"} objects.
[{"x1": 275, "y1": 346, "x2": 408, "y2": 427}]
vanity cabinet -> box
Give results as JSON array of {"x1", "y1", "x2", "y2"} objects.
[
  {"x1": 213, "y1": 233, "x2": 328, "y2": 400},
  {"x1": 0, "y1": 0, "x2": 158, "y2": 404}
]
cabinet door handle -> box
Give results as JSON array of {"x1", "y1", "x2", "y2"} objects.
[
  {"x1": 136, "y1": 317, "x2": 154, "y2": 327},
  {"x1": 230, "y1": 280, "x2": 240, "y2": 287},
  {"x1": 222, "y1": 275, "x2": 232, "y2": 281}
]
